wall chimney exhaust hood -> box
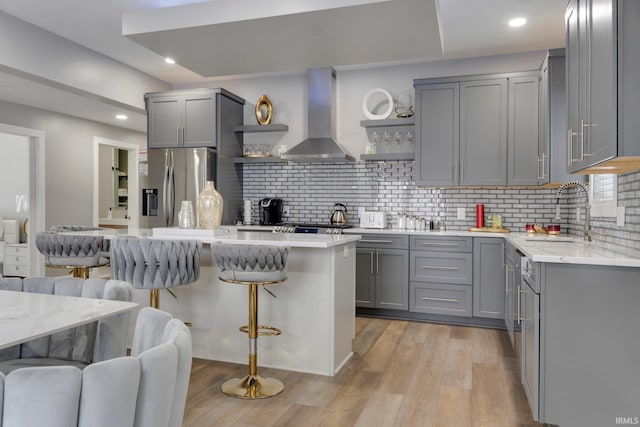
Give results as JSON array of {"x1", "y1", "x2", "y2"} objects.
[{"x1": 281, "y1": 67, "x2": 355, "y2": 162}]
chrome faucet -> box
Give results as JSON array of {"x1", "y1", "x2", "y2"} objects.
[{"x1": 555, "y1": 181, "x2": 591, "y2": 242}]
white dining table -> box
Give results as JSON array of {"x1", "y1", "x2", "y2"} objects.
[{"x1": 0, "y1": 290, "x2": 138, "y2": 350}]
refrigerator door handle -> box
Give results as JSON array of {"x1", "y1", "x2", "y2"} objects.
[{"x1": 163, "y1": 150, "x2": 176, "y2": 227}]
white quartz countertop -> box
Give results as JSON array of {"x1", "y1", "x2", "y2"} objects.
[
  {"x1": 344, "y1": 228, "x2": 640, "y2": 268},
  {"x1": 67, "y1": 225, "x2": 640, "y2": 266},
  {"x1": 64, "y1": 227, "x2": 360, "y2": 249}
]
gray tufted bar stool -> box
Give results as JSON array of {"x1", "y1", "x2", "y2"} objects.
[
  {"x1": 110, "y1": 237, "x2": 202, "y2": 310},
  {"x1": 35, "y1": 232, "x2": 108, "y2": 279},
  {"x1": 211, "y1": 243, "x2": 289, "y2": 399}
]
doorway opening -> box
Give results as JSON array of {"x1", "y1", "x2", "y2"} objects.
[
  {"x1": 0, "y1": 123, "x2": 45, "y2": 277},
  {"x1": 93, "y1": 137, "x2": 139, "y2": 230}
]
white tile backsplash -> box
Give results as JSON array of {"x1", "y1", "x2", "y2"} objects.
[{"x1": 243, "y1": 161, "x2": 640, "y2": 253}]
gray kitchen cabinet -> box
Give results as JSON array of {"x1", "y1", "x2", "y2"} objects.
[
  {"x1": 145, "y1": 88, "x2": 245, "y2": 149},
  {"x1": 513, "y1": 259, "x2": 640, "y2": 425},
  {"x1": 520, "y1": 264, "x2": 539, "y2": 421},
  {"x1": 537, "y1": 55, "x2": 549, "y2": 185},
  {"x1": 409, "y1": 235, "x2": 473, "y2": 317},
  {"x1": 355, "y1": 248, "x2": 375, "y2": 307},
  {"x1": 414, "y1": 82, "x2": 459, "y2": 186},
  {"x1": 539, "y1": 49, "x2": 586, "y2": 185},
  {"x1": 565, "y1": 0, "x2": 640, "y2": 174},
  {"x1": 472, "y1": 238, "x2": 505, "y2": 319},
  {"x1": 415, "y1": 73, "x2": 539, "y2": 186},
  {"x1": 503, "y1": 242, "x2": 522, "y2": 349},
  {"x1": 460, "y1": 78, "x2": 508, "y2": 186},
  {"x1": 508, "y1": 76, "x2": 539, "y2": 185},
  {"x1": 356, "y1": 234, "x2": 409, "y2": 310}
]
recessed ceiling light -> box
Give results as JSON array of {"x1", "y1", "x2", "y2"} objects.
[
  {"x1": 165, "y1": 57, "x2": 176, "y2": 64},
  {"x1": 115, "y1": 114, "x2": 128, "y2": 120},
  {"x1": 508, "y1": 17, "x2": 527, "y2": 27}
]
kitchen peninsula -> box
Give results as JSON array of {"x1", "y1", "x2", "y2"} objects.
[{"x1": 70, "y1": 228, "x2": 360, "y2": 376}]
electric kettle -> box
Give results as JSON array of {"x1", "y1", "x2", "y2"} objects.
[{"x1": 330, "y1": 203, "x2": 349, "y2": 224}]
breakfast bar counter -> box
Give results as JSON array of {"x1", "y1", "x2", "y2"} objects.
[{"x1": 70, "y1": 227, "x2": 360, "y2": 376}]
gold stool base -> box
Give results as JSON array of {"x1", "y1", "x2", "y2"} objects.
[{"x1": 221, "y1": 375, "x2": 284, "y2": 399}]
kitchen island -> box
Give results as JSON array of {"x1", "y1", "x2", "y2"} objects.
[{"x1": 71, "y1": 228, "x2": 360, "y2": 376}]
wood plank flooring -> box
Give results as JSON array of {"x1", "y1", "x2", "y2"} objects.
[{"x1": 183, "y1": 317, "x2": 543, "y2": 427}]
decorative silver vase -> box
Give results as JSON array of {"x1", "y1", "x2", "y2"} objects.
[{"x1": 197, "y1": 181, "x2": 223, "y2": 229}]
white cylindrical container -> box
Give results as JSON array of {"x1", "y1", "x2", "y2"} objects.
[{"x1": 243, "y1": 199, "x2": 253, "y2": 225}]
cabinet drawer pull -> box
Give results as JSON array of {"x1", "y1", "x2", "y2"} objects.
[
  {"x1": 421, "y1": 265, "x2": 459, "y2": 270},
  {"x1": 421, "y1": 242, "x2": 459, "y2": 246},
  {"x1": 360, "y1": 239, "x2": 394, "y2": 244},
  {"x1": 421, "y1": 296, "x2": 459, "y2": 303}
]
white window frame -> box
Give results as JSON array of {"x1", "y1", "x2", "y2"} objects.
[{"x1": 589, "y1": 174, "x2": 618, "y2": 217}]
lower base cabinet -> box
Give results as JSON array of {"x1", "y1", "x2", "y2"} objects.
[
  {"x1": 355, "y1": 235, "x2": 409, "y2": 310},
  {"x1": 473, "y1": 238, "x2": 505, "y2": 319}
]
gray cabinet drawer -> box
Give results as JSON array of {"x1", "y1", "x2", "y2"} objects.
[
  {"x1": 357, "y1": 234, "x2": 409, "y2": 250},
  {"x1": 410, "y1": 236, "x2": 472, "y2": 252},
  {"x1": 410, "y1": 251, "x2": 472, "y2": 285},
  {"x1": 410, "y1": 282, "x2": 472, "y2": 317}
]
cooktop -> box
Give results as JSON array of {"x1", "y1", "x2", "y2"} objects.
[{"x1": 276, "y1": 222, "x2": 353, "y2": 229}]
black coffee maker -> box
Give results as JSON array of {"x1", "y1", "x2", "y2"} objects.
[{"x1": 260, "y1": 198, "x2": 283, "y2": 225}]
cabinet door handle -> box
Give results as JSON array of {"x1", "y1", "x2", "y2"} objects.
[
  {"x1": 537, "y1": 157, "x2": 543, "y2": 180},
  {"x1": 580, "y1": 120, "x2": 592, "y2": 159},
  {"x1": 376, "y1": 251, "x2": 380, "y2": 275},
  {"x1": 421, "y1": 265, "x2": 459, "y2": 271},
  {"x1": 517, "y1": 286, "x2": 525, "y2": 324},
  {"x1": 177, "y1": 127, "x2": 181, "y2": 145},
  {"x1": 460, "y1": 159, "x2": 464, "y2": 183},
  {"x1": 505, "y1": 265, "x2": 510, "y2": 295},
  {"x1": 568, "y1": 128, "x2": 580, "y2": 165},
  {"x1": 370, "y1": 251, "x2": 374, "y2": 275},
  {"x1": 360, "y1": 239, "x2": 394, "y2": 244},
  {"x1": 421, "y1": 296, "x2": 459, "y2": 303},
  {"x1": 421, "y1": 242, "x2": 459, "y2": 246},
  {"x1": 542, "y1": 153, "x2": 548, "y2": 179}
]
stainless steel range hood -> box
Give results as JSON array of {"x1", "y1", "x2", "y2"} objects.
[{"x1": 281, "y1": 67, "x2": 355, "y2": 162}]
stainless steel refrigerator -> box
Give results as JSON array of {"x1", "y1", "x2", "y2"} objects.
[
  {"x1": 140, "y1": 146, "x2": 243, "y2": 228},
  {"x1": 140, "y1": 147, "x2": 214, "y2": 228}
]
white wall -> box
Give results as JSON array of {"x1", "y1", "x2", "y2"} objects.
[
  {"x1": 0, "y1": 132, "x2": 29, "y2": 221},
  {"x1": 0, "y1": 11, "x2": 168, "y2": 110},
  {"x1": 0, "y1": 100, "x2": 146, "y2": 229},
  {"x1": 173, "y1": 51, "x2": 547, "y2": 157}
]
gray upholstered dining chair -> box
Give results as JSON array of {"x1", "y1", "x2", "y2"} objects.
[
  {"x1": 210, "y1": 243, "x2": 289, "y2": 399},
  {"x1": 0, "y1": 306, "x2": 192, "y2": 427},
  {"x1": 35, "y1": 232, "x2": 109, "y2": 279},
  {"x1": 110, "y1": 237, "x2": 202, "y2": 310}
]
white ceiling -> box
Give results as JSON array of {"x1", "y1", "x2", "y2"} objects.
[{"x1": 0, "y1": 0, "x2": 566, "y2": 131}]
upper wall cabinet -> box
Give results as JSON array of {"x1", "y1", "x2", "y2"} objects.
[
  {"x1": 414, "y1": 73, "x2": 538, "y2": 186},
  {"x1": 565, "y1": 0, "x2": 640, "y2": 174},
  {"x1": 145, "y1": 89, "x2": 245, "y2": 149},
  {"x1": 539, "y1": 50, "x2": 586, "y2": 185}
]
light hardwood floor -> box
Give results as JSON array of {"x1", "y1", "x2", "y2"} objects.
[{"x1": 183, "y1": 317, "x2": 543, "y2": 427}]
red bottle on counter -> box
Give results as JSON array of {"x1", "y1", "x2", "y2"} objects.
[{"x1": 476, "y1": 204, "x2": 485, "y2": 228}]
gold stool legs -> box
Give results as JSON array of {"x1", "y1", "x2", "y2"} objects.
[
  {"x1": 149, "y1": 289, "x2": 160, "y2": 309},
  {"x1": 221, "y1": 283, "x2": 284, "y2": 399},
  {"x1": 71, "y1": 267, "x2": 90, "y2": 279}
]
